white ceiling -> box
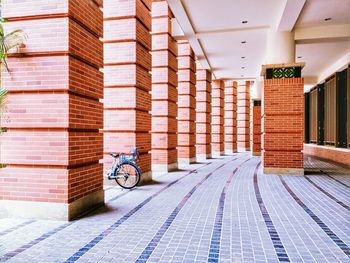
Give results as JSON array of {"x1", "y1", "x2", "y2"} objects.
[
  {"x1": 181, "y1": 0, "x2": 283, "y2": 32},
  {"x1": 168, "y1": 0, "x2": 350, "y2": 86},
  {"x1": 296, "y1": 0, "x2": 350, "y2": 27},
  {"x1": 295, "y1": 0, "x2": 350, "y2": 89},
  {"x1": 296, "y1": 41, "x2": 350, "y2": 77}
]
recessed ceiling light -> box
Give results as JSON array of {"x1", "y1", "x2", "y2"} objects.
[
  {"x1": 241, "y1": 67, "x2": 245, "y2": 69},
  {"x1": 241, "y1": 56, "x2": 245, "y2": 59},
  {"x1": 324, "y1": 17, "x2": 332, "y2": 21},
  {"x1": 241, "y1": 75, "x2": 244, "y2": 77},
  {"x1": 241, "y1": 41, "x2": 246, "y2": 44},
  {"x1": 297, "y1": 56, "x2": 302, "y2": 59},
  {"x1": 242, "y1": 20, "x2": 248, "y2": 24}
]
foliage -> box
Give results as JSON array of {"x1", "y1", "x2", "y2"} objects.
[{"x1": 0, "y1": 15, "x2": 26, "y2": 168}]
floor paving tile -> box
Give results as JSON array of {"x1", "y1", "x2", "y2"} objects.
[{"x1": 0, "y1": 154, "x2": 349, "y2": 262}]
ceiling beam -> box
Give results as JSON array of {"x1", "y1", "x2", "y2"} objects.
[
  {"x1": 277, "y1": 0, "x2": 306, "y2": 31},
  {"x1": 295, "y1": 24, "x2": 350, "y2": 44},
  {"x1": 317, "y1": 52, "x2": 350, "y2": 84},
  {"x1": 167, "y1": 0, "x2": 213, "y2": 75},
  {"x1": 195, "y1": 26, "x2": 269, "y2": 38}
]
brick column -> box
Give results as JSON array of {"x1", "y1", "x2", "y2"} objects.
[
  {"x1": 103, "y1": 0, "x2": 152, "y2": 182},
  {"x1": 195, "y1": 62, "x2": 212, "y2": 161},
  {"x1": 252, "y1": 101, "x2": 261, "y2": 156},
  {"x1": 151, "y1": 0, "x2": 178, "y2": 174},
  {"x1": 224, "y1": 81, "x2": 238, "y2": 154},
  {"x1": 0, "y1": 0, "x2": 103, "y2": 220},
  {"x1": 211, "y1": 80, "x2": 224, "y2": 157},
  {"x1": 177, "y1": 41, "x2": 196, "y2": 165},
  {"x1": 237, "y1": 81, "x2": 251, "y2": 151},
  {"x1": 262, "y1": 65, "x2": 304, "y2": 174}
]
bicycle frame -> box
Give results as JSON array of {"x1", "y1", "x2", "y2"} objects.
[{"x1": 110, "y1": 154, "x2": 142, "y2": 179}]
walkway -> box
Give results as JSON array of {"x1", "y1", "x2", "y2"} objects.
[{"x1": 0, "y1": 154, "x2": 349, "y2": 263}]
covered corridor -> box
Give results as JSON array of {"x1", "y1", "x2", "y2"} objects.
[
  {"x1": 0, "y1": 0, "x2": 350, "y2": 262},
  {"x1": 0, "y1": 155, "x2": 349, "y2": 263}
]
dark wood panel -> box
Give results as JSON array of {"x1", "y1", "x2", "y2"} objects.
[
  {"x1": 309, "y1": 88, "x2": 318, "y2": 143},
  {"x1": 317, "y1": 83, "x2": 325, "y2": 145},
  {"x1": 305, "y1": 92, "x2": 310, "y2": 143},
  {"x1": 348, "y1": 66, "x2": 350, "y2": 148},
  {"x1": 324, "y1": 75, "x2": 337, "y2": 146},
  {"x1": 336, "y1": 69, "x2": 347, "y2": 148}
]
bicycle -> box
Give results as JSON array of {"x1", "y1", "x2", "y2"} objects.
[{"x1": 106, "y1": 148, "x2": 142, "y2": 189}]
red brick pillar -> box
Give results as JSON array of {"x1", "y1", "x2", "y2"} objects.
[
  {"x1": 211, "y1": 80, "x2": 224, "y2": 157},
  {"x1": 195, "y1": 62, "x2": 212, "y2": 161},
  {"x1": 103, "y1": 0, "x2": 152, "y2": 181},
  {"x1": 224, "y1": 81, "x2": 238, "y2": 154},
  {"x1": 262, "y1": 65, "x2": 304, "y2": 174},
  {"x1": 151, "y1": 0, "x2": 178, "y2": 174},
  {"x1": 0, "y1": 0, "x2": 103, "y2": 220},
  {"x1": 177, "y1": 41, "x2": 196, "y2": 165},
  {"x1": 237, "y1": 81, "x2": 251, "y2": 152},
  {"x1": 252, "y1": 101, "x2": 261, "y2": 156}
]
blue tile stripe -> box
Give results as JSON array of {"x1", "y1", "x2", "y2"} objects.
[
  {"x1": 280, "y1": 175, "x2": 350, "y2": 258},
  {"x1": 207, "y1": 158, "x2": 252, "y2": 263},
  {"x1": 304, "y1": 176, "x2": 350, "y2": 211},
  {"x1": 0, "y1": 223, "x2": 71, "y2": 261},
  {"x1": 0, "y1": 220, "x2": 35, "y2": 237},
  {"x1": 106, "y1": 162, "x2": 213, "y2": 204},
  {"x1": 63, "y1": 160, "x2": 221, "y2": 263},
  {"x1": 321, "y1": 170, "x2": 350, "y2": 189},
  {"x1": 254, "y1": 163, "x2": 290, "y2": 262},
  {"x1": 135, "y1": 157, "x2": 244, "y2": 263},
  {"x1": 0, "y1": 163, "x2": 211, "y2": 262}
]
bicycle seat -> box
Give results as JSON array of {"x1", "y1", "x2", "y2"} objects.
[{"x1": 110, "y1": 153, "x2": 119, "y2": 158}]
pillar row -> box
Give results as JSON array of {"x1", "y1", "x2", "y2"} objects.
[
  {"x1": 177, "y1": 41, "x2": 196, "y2": 165},
  {"x1": 224, "y1": 81, "x2": 238, "y2": 154},
  {"x1": 151, "y1": 0, "x2": 178, "y2": 174},
  {"x1": 211, "y1": 80, "x2": 225, "y2": 157},
  {"x1": 103, "y1": 0, "x2": 152, "y2": 181},
  {"x1": 237, "y1": 81, "x2": 251, "y2": 152},
  {"x1": 195, "y1": 62, "x2": 212, "y2": 161},
  {"x1": 0, "y1": 0, "x2": 104, "y2": 220}
]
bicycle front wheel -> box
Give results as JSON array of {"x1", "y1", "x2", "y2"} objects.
[{"x1": 115, "y1": 162, "x2": 141, "y2": 189}]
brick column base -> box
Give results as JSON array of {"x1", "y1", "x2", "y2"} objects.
[
  {"x1": 0, "y1": 0, "x2": 104, "y2": 220},
  {"x1": 195, "y1": 62, "x2": 212, "y2": 161},
  {"x1": 211, "y1": 80, "x2": 224, "y2": 157},
  {"x1": 237, "y1": 81, "x2": 251, "y2": 152},
  {"x1": 262, "y1": 74, "x2": 304, "y2": 175},
  {"x1": 177, "y1": 41, "x2": 196, "y2": 165},
  {"x1": 151, "y1": 0, "x2": 178, "y2": 175},
  {"x1": 103, "y1": 0, "x2": 152, "y2": 183},
  {"x1": 252, "y1": 102, "x2": 261, "y2": 156},
  {"x1": 224, "y1": 81, "x2": 237, "y2": 154}
]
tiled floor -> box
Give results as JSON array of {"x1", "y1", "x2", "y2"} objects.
[{"x1": 0, "y1": 153, "x2": 349, "y2": 263}]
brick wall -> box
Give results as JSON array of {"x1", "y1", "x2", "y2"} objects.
[
  {"x1": 0, "y1": 0, "x2": 103, "y2": 208},
  {"x1": 224, "y1": 81, "x2": 237, "y2": 154},
  {"x1": 237, "y1": 81, "x2": 250, "y2": 151},
  {"x1": 103, "y1": 0, "x2": 152, "y2": 180},
  {"x1": 195, "y1": 61, "x2": 212, "y2": 161},
  {"x1": 252, "y1": 105, "x2": 261, "y2": 155},
  {"x1": 304, "y1": 144, "x2": 350, "y2": 167},
  {"x1": 211, "y1": 80, "x2": 224, "y2": 156},
  {"x1": 177, "y1": 41, "x2": 196, "y2": 164},
  {"x1": 151, "y1": 0, "x2": 178, "y2": 173},
  {"x1": 262, "y1": 78, "x2": 304, "y2": 172}
]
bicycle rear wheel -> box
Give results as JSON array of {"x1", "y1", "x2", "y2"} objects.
[{"x1": 115, "y1": 162, "x2": 141, "y2": 189}]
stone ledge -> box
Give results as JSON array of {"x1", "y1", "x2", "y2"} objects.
[
  {"x1": 263, "y1": 167, "x2": 304, "y2": 175},
  {"x1": 304, "y1": 143, "x2": 350, "y2": 167},
  {"x1": 0, "y1": 190, "x2": 104, "y2": 221}
]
